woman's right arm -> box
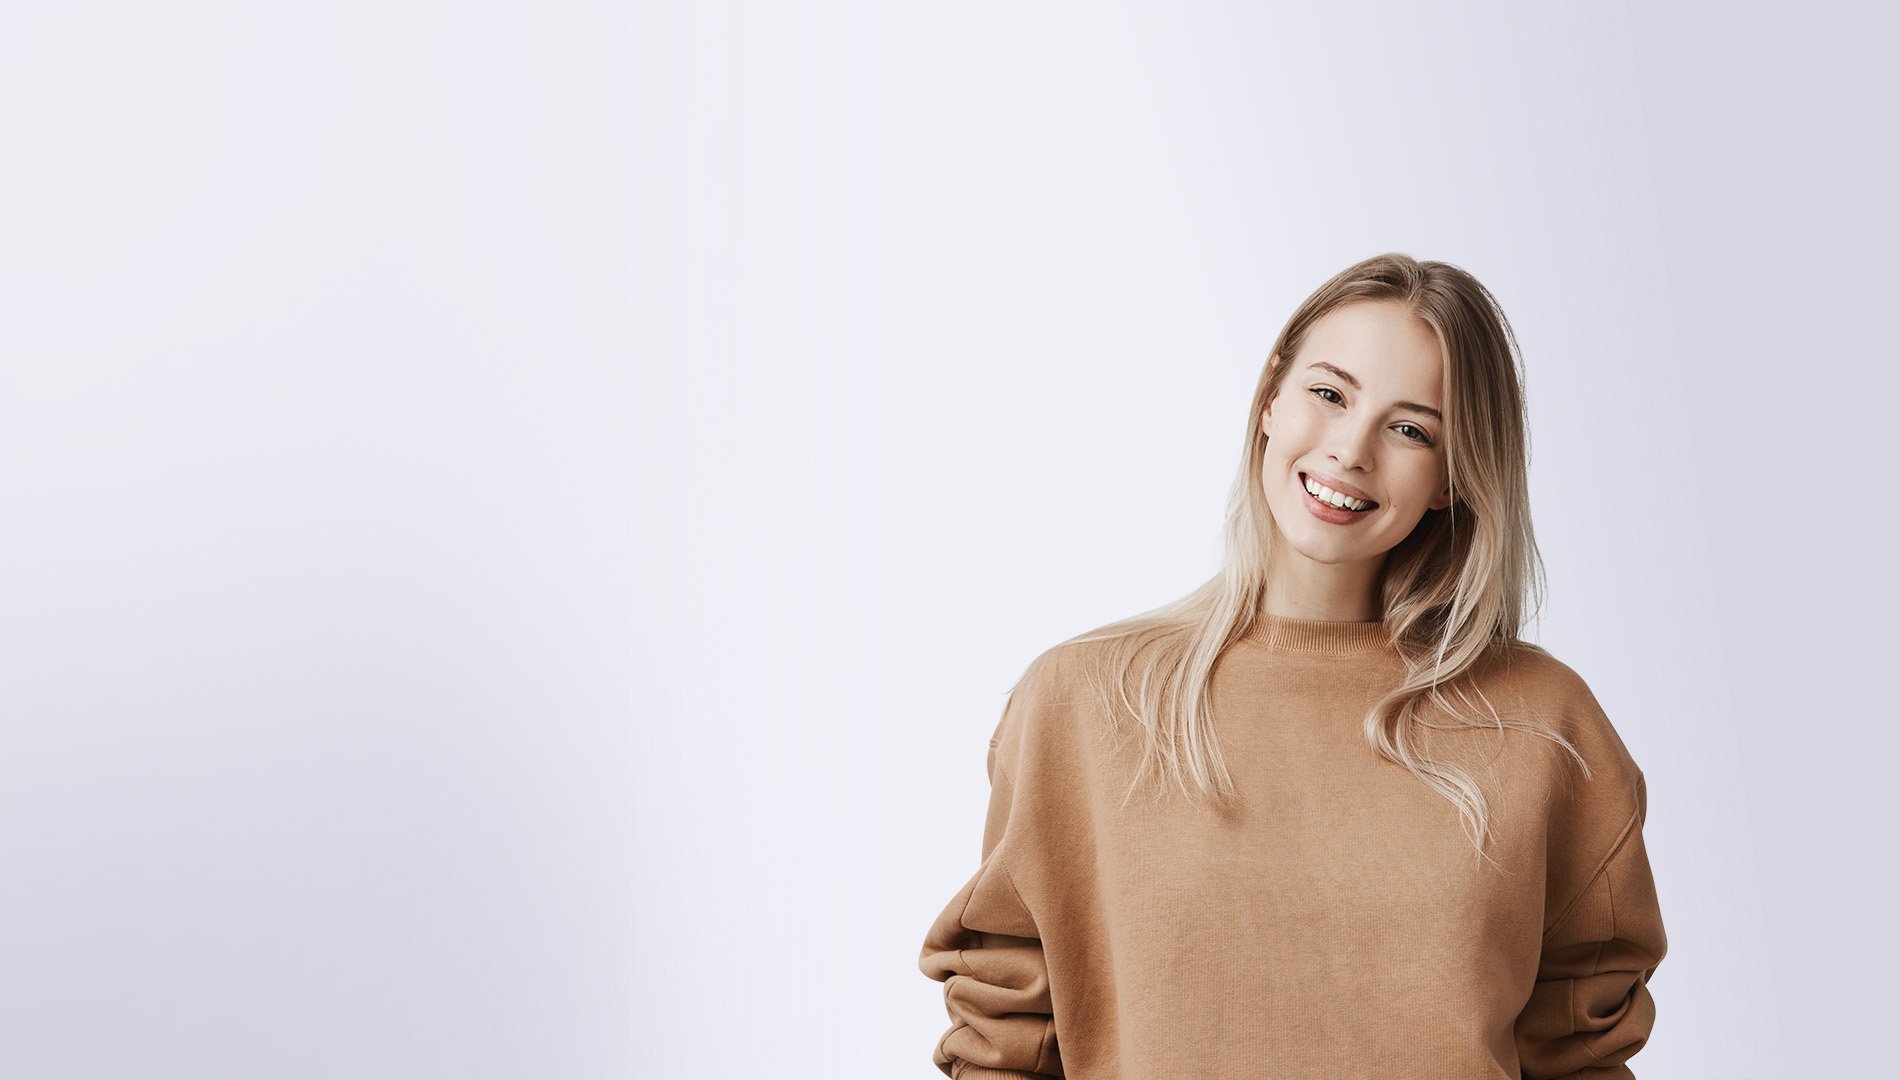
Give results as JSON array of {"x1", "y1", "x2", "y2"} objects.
[{"x1": 917, "y1": 719, "x2": 1063, "y2": 1079}]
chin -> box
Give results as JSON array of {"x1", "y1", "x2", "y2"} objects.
[{"x1": 1290, "y1": 541, "x2": 1369, "y2": 566}]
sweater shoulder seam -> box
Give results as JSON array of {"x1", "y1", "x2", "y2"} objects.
[{"x1": 1541, "y1": 773, "x2": 1645, "y2": 942}]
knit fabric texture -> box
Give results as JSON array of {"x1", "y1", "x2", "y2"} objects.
[{"x1": 918, "y1": 612, "x2": 1666, "y2": 1079}]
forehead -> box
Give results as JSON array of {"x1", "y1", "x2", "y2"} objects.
[{"x1": 1297, "y1": 301, "x2": 1445, "y2": 393}]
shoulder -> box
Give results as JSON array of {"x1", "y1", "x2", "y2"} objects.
[
  {"x1": 1470, "y1": 640, "x2": 1647, "y2": 838},
  {"x1": 1470, "y1": 636, "x2": 1588, "y2": 694},
  {"x1": 1474, "y1": 641, "x2": 1639, "y2": 769},
  {"x1": 988, "y1": 633, "x2": 1119, "y2": 772}
]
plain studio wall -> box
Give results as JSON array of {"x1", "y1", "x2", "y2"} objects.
[{"x1": 2, "y1": 2, "x2": 1893, "y2": 1078}]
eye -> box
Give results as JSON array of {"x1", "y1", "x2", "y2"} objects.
[{"x1": 1311, "y1": 386, "x2": 1437, "y2": 446}]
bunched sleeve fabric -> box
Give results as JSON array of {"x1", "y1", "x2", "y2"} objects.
[
  {"x1": 917, "y1": 714, "x2": 1063, "y2": 1079},
  {"x1": 1515, "y1": 772, "x2": 1668, "y2": 1080}
]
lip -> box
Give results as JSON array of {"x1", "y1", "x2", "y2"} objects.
[
  {"x1": 1299, "y1": 470, "x2": 1378, "y2": 507},
  {"x1": 1298, "y1": 480, "x2": 1371, "y2": 524}
]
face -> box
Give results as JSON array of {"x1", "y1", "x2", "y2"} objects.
[{"x1": 1259, "y1": 300, "x2": 1453, "y2": 575}]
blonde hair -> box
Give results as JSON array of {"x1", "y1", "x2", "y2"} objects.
[{"x1": 1054, "y1": 252, "x2": 1586, "y2": 859}]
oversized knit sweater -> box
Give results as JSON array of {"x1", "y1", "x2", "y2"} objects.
[{"x1": 918, "y1": 612, "x2": 1666, "y2": 1079}]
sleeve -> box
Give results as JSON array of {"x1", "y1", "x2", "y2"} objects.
[
  {"x1": 1515, "y1": 772, "x2": 1668, "y2": 1080},
  {"x1": 917, "y1": 719, "x2": 1063, "y2": 1079}
]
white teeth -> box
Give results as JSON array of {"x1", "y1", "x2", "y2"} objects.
[{"x1": 1303, "y1": 474, "x2": 1371, "y2": 511}]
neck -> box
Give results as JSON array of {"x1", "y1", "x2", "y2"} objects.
[
  {"x1": 1257, "y1": 585, "x2": 1383, "y2": 623},
  {"x1": 1261, "y1": 538, "x2": 1387, "y2": 621}
]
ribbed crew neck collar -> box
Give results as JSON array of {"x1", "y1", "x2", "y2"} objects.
[{"x1": 1240, "y1": 611, "x2": 1394, "y2": 655}]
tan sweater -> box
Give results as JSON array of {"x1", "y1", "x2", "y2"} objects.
[{"x1": 918, "y1": 613, "x2": 1666, "y2": 1079}]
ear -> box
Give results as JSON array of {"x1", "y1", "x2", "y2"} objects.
[
  {"x1": 1260, "y1": 353, "x2": 1282, "y2": 437},
  {"x1": 1427, "y1": 485, "x2": 1454, "y2": 511}
]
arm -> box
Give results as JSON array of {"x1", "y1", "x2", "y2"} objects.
[
  {"x1": 1515, "y1": 773, "x2": 1668, "y2": 1079},
  {"x1": 918, "y1": 732, "x2": 1062, "y2": 1079}
]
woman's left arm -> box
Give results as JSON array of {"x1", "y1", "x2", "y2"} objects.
[{"x1": 1514, "y1": 772, "x2": 1668, "y2": 1080}]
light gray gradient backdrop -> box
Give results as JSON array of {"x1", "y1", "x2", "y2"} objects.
[{"x1": 2, "y1": 2, "x2": 1890, "y2": 1078}]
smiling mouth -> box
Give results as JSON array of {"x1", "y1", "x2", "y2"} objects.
[{"x1": 1300, "y1": 472, "x2": 1377, "y2": 512}]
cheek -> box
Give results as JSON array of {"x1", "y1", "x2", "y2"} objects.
[
  {"x1": 1267, "y1": 408, "x2": 1318, "y2": 448},
  {"x1": 1403, "y1": 465, "x2": 1447, "y2": 507}
]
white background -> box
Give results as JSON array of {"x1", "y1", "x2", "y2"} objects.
[{"x1": 2, "y1": 2, "x2": 1892, "y2": 1077}]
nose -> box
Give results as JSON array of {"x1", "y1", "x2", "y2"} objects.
[{"x1": 1328, "y1": 417, "x2": 1379, "y2": 473}]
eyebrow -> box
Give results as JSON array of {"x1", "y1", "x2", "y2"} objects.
[{"x1": 1307, "y1": 362, "x2": 1444, "y2": 422}]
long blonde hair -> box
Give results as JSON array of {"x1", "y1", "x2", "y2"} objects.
[{"x1": 1054, "y1": 252, "x2": 1586, "y2": 858}]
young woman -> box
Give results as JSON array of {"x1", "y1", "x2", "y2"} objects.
[{"x1": 918, "y1": 253, "x2": 1667, "y2": 1079}]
